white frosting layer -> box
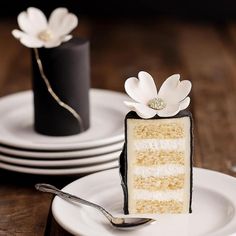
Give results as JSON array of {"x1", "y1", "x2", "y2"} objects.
[
  {"x1": 134, "y1": 139, "x2": 185, "y2": 151},
  {"x1": 133, "y1": 164, "x2": 185, "y2": 177},
  {"x1": 133, "y1": 189, "x2": 184, "y2": 201}
]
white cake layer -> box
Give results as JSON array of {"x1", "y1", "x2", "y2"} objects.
[
  {"x1": 133, "y1": 164, "x2": 185, "y2": 177},
  {"x1": 133, "y1": 189, "x2": 184, "y2": 202},
  {"x1": 134, "y1": 139, "x2": 185, "y2": 151}
]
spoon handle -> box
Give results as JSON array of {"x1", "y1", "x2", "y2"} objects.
[{"x1": 35, "y1": 183, "x2": 114, "y2": 222}]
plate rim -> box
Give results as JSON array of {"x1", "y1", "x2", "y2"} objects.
[
  {"x1": 0, "y1": 150, "x2": 121, "y2": 167},
  {"x1": 0, "y1": 141, "x2": 123, "y2": 159},
  {"x1": 0, "y1": 159, "x2": 118, "y2": 175}
]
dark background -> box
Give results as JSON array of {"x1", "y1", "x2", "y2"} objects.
[{"x1": 0, "y1": 0, "x2": 236, "y2": 20}]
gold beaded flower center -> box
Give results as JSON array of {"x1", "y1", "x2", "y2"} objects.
[
  {"x1": 38, "y1": 30, "x2": 53, "y2": 42},
  {"x1": 148, "y1": 98, "x2": 166, "y2": 110}
]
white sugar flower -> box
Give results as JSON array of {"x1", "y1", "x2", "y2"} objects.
[
  {"x1": 124, "y1": 71, "x2": 192, "y2": 118},
  {"x1": 12, "y1": 7, "x2": 78, "y2": 48}
]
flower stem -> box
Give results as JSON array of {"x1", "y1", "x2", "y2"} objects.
[{"x1": 33, "y1": 48, "x2": 84, "y2": 131}]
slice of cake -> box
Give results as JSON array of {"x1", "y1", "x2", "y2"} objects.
[{"x1": 120, "y1": 71, "x2": 193, "y2": 215}]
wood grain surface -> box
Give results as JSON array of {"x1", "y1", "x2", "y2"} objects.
[{"x1": 0, "y1": 17, "x2": 236, "y2": 235}]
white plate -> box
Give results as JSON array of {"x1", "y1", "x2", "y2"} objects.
[
  {"x1": 0, "y1": 160, "x2": 118, "y2": 175},
  {"x1": 0, "y1": 150, "x2": 120, "y2": 167},
  {"x1": 0, "y1": 89, "x2": 128, "y2": 151},
  {"x1": 52, "y1": 168, "x2": 236, "y2": 236},
  {"x1": 0, "y1": 142, "x2": 123, "y2": 159}
]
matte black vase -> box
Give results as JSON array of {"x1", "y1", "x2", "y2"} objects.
[{"x1": 32, "y1": 38, "x2": 90, "y2": 136}]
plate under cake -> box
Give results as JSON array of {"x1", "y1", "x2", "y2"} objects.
[
  {"x1": 120, "y1": 110, "x2": 193, "y2": 214},
  {"x1": 52, "y1": 168, "x2": 236, "y2": 236}
]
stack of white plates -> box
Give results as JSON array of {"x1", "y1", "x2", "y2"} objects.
[{"x1": 0, "y1": 89, "x2": 129, "y2": 175}]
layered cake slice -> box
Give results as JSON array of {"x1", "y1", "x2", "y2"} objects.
[
  {"x1": 120, "y1": 71, "x2": 193, "y2": 215},
  {"x1": 120, "y1": 111, "x2": 193, "y2": 214}
]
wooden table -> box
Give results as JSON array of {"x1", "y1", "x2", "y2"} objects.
[{"x1": 0, "y1": 17, "x2": 236, "y2": 235}]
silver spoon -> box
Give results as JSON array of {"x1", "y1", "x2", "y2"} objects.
[{"x1": 35, "y1": 183, "x2": 155, "y2": 229}]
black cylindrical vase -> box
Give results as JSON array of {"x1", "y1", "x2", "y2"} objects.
[{"x1": 32, "y1": 38, "x2": 90, "y2": 136}]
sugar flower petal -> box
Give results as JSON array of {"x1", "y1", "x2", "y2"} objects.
[
  {"x1": 179, "y1": 97, "x2": 191, "y2": 110},
  {"x1": 125, "y1": 71, "x2": 157, "y2": 104},
  {"x1": 44, "y1": 38, "x2": 62, "y2": 48},
  {"x1": 156, "y1": 103, "x2": 180, "y2": 117},
  {"x1": 12, "y1": 29, "x2": 44, "y2": 48},
  {"x1": 50, "y1": 12, "x2": 78, "y2": 37},
  {"x1": 17, "y1": 7, "x2": 47, "y2": 35},
  {"x1": 158, "y1": 74, "x2": 180, "y2": 97},
  {"x1": 158, "y1": 74, "x2": 192, "y2": 104},
  {"x1": 173, "y1": 80, "x2": 192, "y2": 102},
  {"x1": 48, "y1": 8, "x2": 68, "y2": 33},
  {"x1": 158, "y1": 74, "x2": 180, "y2": 102},
  {"x1": 124, "y1": 101, "x2": 156, "y2": 119},
  {"x1": 62, "y1": 35, "x2": 73, "y2": 42},
  {"x1": 12, "y1": 29, "x2": 25, "y2": 38}
]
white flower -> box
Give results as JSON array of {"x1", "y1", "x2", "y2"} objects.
[
  {"x1": 124, "y1": 71, "x2": 192, "y2": 118},
  {"x1": 12, "y1": 7, "x2": 78, "y2": 48}
]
